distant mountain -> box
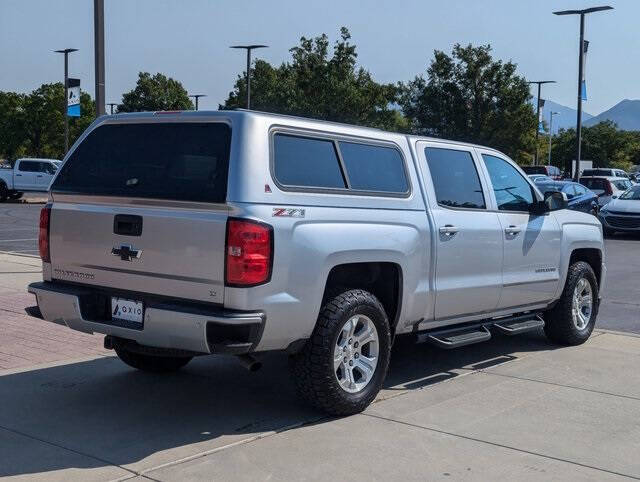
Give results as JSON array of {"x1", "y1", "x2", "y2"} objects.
[
  {"x1": 584, "y1": 99, "x2": 640, "y2": 130},
  {"x1": 533, "y1": 98, "x2": 593, "y2": 134}
]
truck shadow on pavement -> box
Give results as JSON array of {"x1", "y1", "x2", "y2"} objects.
[{"x1": 0, "y1": 330, "x2": 556, "y2": 478}]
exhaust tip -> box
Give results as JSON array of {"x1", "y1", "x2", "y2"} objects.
[{"x1": 236, "y1": 354, "x2": 262, "y2": 372}]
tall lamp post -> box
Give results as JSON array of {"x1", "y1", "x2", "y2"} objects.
[
  {"x1": 528, "y1": 80, "x2": 556, "y2": 165},
  {"x1": 554, "y1": 6, "x2": 613, "y2": 180},
  {"x1": 548, "y1": 111, "x2": 559, "y2": 166},
  {"x1": 94, "y1": 0, "x2": 105, "y2": 117},
  {"x1": 189, "y1": 94, "x2": 207, "y2": 111},
  {"x1": 54, "y1": 48, "x2": 78, "y2": 155},
  {"x1": 230, "y1": 45, "x2": 268, "y2": 109}
]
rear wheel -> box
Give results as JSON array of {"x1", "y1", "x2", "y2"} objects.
[
  {"x1": 9, "y1": 191, "x2": 23, "y2": 200},
  {"x1": 114, "y1": 345, "x2": 192, "y2": 373},
  {"x1": 544, "y1": 261, "x2": 598, "y2": 345},
  {"x1": 0, "y1": 183, "x2": 7, "y2": 202},
  {"x1": 290, "y1": 289, "x2": 391, "y2": 416}
]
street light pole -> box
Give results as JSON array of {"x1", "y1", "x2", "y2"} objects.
[
  {"x1": 189, "y1": 94, "x2": 207, "y2": 111},
  {"x1": 54, "y1": 48, "x2": 78, "y2": 155},
  {"x1": 528, "y1": 80, "x2": 556, "y2": 166},
  {"x1": 107, "y1": 103, "x2": 118, "y2": 115},
  {"x1": 548, "y1": 111, "x2": 559, "y2": 166},
  {"x1": 230, "y1": 45, "x2": 268, "y2": 109},
  {"x1": 554, "y1": 6, "x2": 613, "y2": 181},
  {"x1": 94, "y1": 0, "x2": 106, "y2": 117}
]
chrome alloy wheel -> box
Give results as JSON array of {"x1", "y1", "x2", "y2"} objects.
[
  {"x1": 333, "y1": 314, "x2": 379, "y2": 393},
  {"x1": 572, "y1": 277, "x2": 593, "y2": 330}
]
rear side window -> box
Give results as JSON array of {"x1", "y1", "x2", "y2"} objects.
[
  {"x1": 522, "y1": 166, "x2": 546, "y2": 175},
  {"x1": 19, "y1": 161, "x2": 39, "y2": 172},
  {"x1": 425, "y1": 148, "x2": 485, "y2": 209},
  {"x1": 339, "y1": 141, "x2": 408, "y2": 193},
  {"x1": 52, "y1": 123, "x2": 231, "y2": 203},
  {"x1": 581, "y1": 178, "x2": 605, "y2": 191},
  {"x1": 273, "y1": 134, "x2": 346, "y2": 189}
]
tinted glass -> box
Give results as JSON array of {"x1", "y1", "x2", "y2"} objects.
[
  {"x1": 19, "y1": 161, "x2": 39, "y2": 172},
  {"x1": 52, "y1": 123, "x2": 231, "y2": 203},
  {"x1": 522, "y1": 166, "x2": 546, "y2": 175},
  {"x1": 482, "y1": 154, "x2": 534, "y2": 211},
  {"x1": 339, "y1": 142, "x2": 408, "y2": 193},
  {"x1": 581, "y1": 178, "x2": 606, "y2": 191},
  {"x1": 613, "y1": 180, "x2": 632, "y2": 191},
  {"x1": 425, "y1": 148, "x2": 485, "y2": 209},
  {"x1": 562, "y1": 184, "x2": 577, "y2": 199},
  {"x1": 274, "y1": 134, "x2": 345, "y2": 189},
  {"x1": 574, "y1": 184, "x2": 587, "y2": 196},
  {"x1": 620, "y1": 186, "x2": 640, "y2": 200}
]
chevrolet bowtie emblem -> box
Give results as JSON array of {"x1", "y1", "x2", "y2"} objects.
[{"x1": 111, "y1": 244, "x2": 142, "y2": 261}]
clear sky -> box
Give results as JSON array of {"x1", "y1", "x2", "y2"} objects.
[{"x1": 1, "y1": 0, "x2": 637, "y2": 115}]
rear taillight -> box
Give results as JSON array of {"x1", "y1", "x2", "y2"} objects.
[
  {"x1": 38, "y1": 204, "x2": 51, "y2": 262},
  {"x1": 225, "y1": 218, "x2": 273, "y2": 287},
  {"x1": 605, "y1": 181, "x2": 614, "y2": 196}
]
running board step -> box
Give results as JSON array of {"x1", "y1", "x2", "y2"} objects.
[
  {"x1": 493, "y1": 315, "x2": 545, "y2": 336},
  {"x1": 424, "y1": 325, "x2": 491, "y2": 349}
]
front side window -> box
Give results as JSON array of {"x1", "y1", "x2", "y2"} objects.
[
  {"x1": 338, "y1": 141, "x2": 408, "y2": 193},
  {"x1": 620, "y1": 186, "x2": 640, "y2": 200},
  {"x1": 482, "y1": 154, "x2": 534, "y2": 212},
  {"x1": 425, "y1": 148, "x2": 485, "y2": 209},
  {"x1": 273, "y1": 134, "x2": 346, "y2": 189},
  {"x1": 562, "y1": 184, "x2": 577, "y2": 199}
]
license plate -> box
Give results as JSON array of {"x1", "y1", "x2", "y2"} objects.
[{"x1": 111, "y1": 297, "x2": 144, "y2": 324}]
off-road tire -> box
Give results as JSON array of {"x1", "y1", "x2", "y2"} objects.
[
  {"x1": 544, "y1": 261, "x2": 598, "y2": 345},
  {"x1": 114, "y1": 345, "x2": 192, "y2": 373},
  {"x1": 290, "y1": 289, "x2": 391, "y2": 416},
  {"x1": 9, "y1": 191, "x2": 23, "y2": 200}
]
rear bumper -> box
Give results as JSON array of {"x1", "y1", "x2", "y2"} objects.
[{"x1": 28, "y1": 281, "x2": 264, "y2": 355}]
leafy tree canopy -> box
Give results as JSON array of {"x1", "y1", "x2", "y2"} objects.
[
  {"x1": 0, "y1": 83, "x2": 94, "y2": 163},
  {"x1": 399, "y1": 43, "x2": 536, "y2": 162},
  {"x1": 118, "y1": 72, "x2": 193, "y2": 112},
  {"x1": 221, "y1": 28, "x2": 404, "y2": 131}
]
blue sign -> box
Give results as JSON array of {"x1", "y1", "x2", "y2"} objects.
[{"x1": 67, "y1": 78, "x2": 81, "y2": 117}]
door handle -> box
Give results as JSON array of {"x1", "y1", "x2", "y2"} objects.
[
  {"x1": 16, "y1": 174, "x2": 22, "y2": 177},
  {"x1": 439, "y1": 225, "x2": 459, "y2": 236},
  {"x1": 36, "y1": 175, "x2": 43, "y2": 178},
  {"x1": 505, "y1": 225, "x2": 521, "y2": 236}
]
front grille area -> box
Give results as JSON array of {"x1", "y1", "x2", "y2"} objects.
[{"x1": 606, "y1": 215, "x2": 640, "y2": 229}]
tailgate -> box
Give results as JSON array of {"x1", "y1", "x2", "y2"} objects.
[
  {"x1": 47, "y1": 120, "x2": 232, "y2": 303},
  {"x1": 49, "y1": 201, "x2": 227, "y2": 303}
]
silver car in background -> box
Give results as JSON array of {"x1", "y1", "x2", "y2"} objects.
[{"x1": 599, "y1": 185, "x2": 640, "y2": 235}]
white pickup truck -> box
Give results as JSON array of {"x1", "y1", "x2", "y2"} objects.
[{"x1": 0, "y1": 158, "x2": 60, "y2": 202}]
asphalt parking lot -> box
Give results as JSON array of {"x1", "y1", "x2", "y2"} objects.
[{"x1": 2, "y1": 202, "x2": 638, "y2": 334}]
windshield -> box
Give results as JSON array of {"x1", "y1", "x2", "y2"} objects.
[
  {"x1": 613, "y1": 180, "x2": 632, "y2": 191},
  {"x1": 620, "y1": 186, "x2": 640, "y2": 200}
]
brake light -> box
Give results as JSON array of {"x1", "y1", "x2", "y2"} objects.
[
  {"x1": 225, "y1": 218, "x2": 273, "y2": 286},
  {"x1": 605, "y1": 180, "x2": 614, "y2": 196},
  {"x1": 38, "y1": 204, "x2": 51, "y2": 262}
]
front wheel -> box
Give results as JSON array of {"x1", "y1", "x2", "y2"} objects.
[
  {"x1": 544, "y1": 261, "x2": 598, "y2": 345},
  {"x1": 114, "y1": 345, "x2": 192, "y2": 373},
  {"x1": 290, "y1": 289, "x2": 391, "y2": 416}
]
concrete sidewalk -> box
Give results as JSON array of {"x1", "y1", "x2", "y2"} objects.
[
  {"x1": 1, "y1": 253, "x2": 639, "y2": 480},
  {"x1": 1, "y1": 329, "x2": 638, "y2": 481},
  {"x1": 0, "y1": 253, "x2": 109, "y2": 370}
]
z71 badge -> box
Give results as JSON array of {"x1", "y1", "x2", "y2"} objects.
[{"x1": 272, "y1": 208, "x2": 305, "y2": 218}]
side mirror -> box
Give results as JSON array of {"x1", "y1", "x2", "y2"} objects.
[
  {"x1": 612, "y1": 195, "x2": 618, "y2": 199},
  {"x1": 544, "y1": 191, "x2": 568, "y2": 212}
]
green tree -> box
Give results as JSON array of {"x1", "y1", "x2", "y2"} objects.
[
  {"x1": 0, "y1": 91, "x2": 27, "y2": 162},
  {"x1": 399, "y1": 44, "x2": 536, "y2": 162},
  {"x1": 118, "y1": 72, "x2": 193, "y2": 112},
  {"x1": 19, "y1": 83, "x2": 95, "y2": 160},
  {"x1": 550, "y1": 121, "x2": 639, "y2": 172},
  {"x1": 221, "y1": 28, "x2": 402, "y2": 131}
]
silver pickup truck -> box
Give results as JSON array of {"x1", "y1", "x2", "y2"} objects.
[{"x1": 29, "y1": 110, "x2": 605, "y2": 415}]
